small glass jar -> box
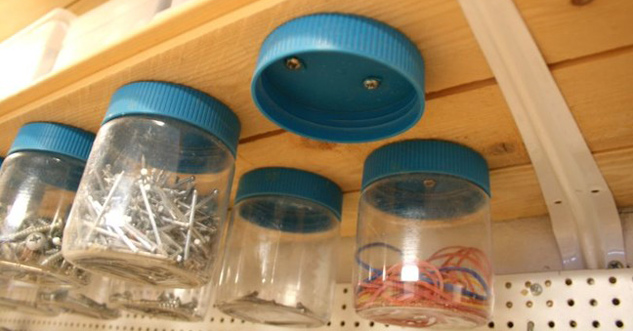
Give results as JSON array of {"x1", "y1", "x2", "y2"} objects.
[
  {"x1": 0, "y1": 280, "x2": 60, "y2": 316},
  {"x1": 0, "y1": 122, "x2": 95, "y2": 287},
  {"x1": 354, "y1": 140, "x2": 493, "y2": 328},
  {"x1": 216, "y1": 168, "x2": 342, "y2": 328},
  {"x1": 38, "y1": 276, "x2": 120, "y2": 320},
  {"x1": 108, "y1": 279, "x2": 211, "y2": 321},
  {"x1": 63, "y1": 81, "x2": 241, "y2": 288}
]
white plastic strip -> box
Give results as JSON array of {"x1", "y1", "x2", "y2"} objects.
[
  {"x1": 458, "y1": 0, "x2": 625, "y2": 269},
  {"x1": 1, "y1": 270, "x2": 632, "y2": 330}
]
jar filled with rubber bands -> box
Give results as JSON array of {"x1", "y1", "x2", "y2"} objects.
[
  {"x1": 63, "y1": 81, "x2": 241, "y2": 288},
  {"x1": 354, "y1": 140, "x2": 493, "y2": 328},
  {"x1": 216, "y1": 167, "x2": 342, "y2": 327}
]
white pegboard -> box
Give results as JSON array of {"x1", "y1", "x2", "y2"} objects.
[{"x1": 0, "y1": 269, "x2": 631, "y2": 330}]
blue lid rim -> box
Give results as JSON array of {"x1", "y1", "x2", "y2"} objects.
[
  {"x1": 251, "y1": 13, "x2": 425, "y2": 143},
  {"x1": 235, "y1": 167, "x2": 343, "y2": 220},
  {"x1": 8, "y1": 122, "x2": 95, "y2": 162},
  {"x1": 104, "y1": 81, "x2": 241, "y2": 156},
  {"x1": 362, "y1": 140, "x2": 491, "y2": 196}
]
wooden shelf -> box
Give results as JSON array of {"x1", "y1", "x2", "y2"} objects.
[{"x1": 0, "y1": 0, "x2": 632, "y2": 237}]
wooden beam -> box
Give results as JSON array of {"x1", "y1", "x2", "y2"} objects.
[
  {"x1": 1, "y1": 0, "x2": 632, "y2": 143},
  {"x1": 235, "y1": 49, "x2": 633, "y2": 192}
]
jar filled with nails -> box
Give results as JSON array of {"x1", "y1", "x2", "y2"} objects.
[
  {"x1": 0, "y1": 122, "x2": 95, "y2": 287},
  {"x1": 63, "y1": 81, "x2": 241, "y2": 288}
]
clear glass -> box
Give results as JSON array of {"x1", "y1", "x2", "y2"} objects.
[
  {"x1": 216, "y1": 196, "x2": 340, "y2": 328},
  {"x1": 0, "y1": 280, "x2": 60, "y2": 316},
  {"x1": 0, "y1": 151, "x2": 89, "y2": 286},
  {"x1": 38, "y1": 276, "x2": 120, "y2": 320},
  {"x1": 63, "y1": 116, "x2": 235, "y2": 288},
  {"x1": 108, "y1": 279, "x2": 211, "y2": 321},
  {"x1": 354, "y1": 174, "x2": 493, "y2": 329}
]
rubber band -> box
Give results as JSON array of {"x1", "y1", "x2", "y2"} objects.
[{"x1": 355, "y1": 243, "x2": 492, "y2": 327}]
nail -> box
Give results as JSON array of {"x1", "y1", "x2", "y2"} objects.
[{"x1": 183, "y1": 190, "x2": 197, "y2": 261}]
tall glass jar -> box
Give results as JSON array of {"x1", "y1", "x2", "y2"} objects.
[
  {"x1": 216, "y1": 168, "x2": 342, "y2": 327},
  {"x1": 354, "y1": 140, "x2": 493, "y2": 328},
  {"x1": 63, "y1": 81, "x2": 241, "y2": 288},
  {"x1": 0, "y1": 122, "x2": 95, "y2": 287}
]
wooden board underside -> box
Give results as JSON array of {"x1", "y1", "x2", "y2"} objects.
[
  {"x1": 1, "y1": 0, "x2": 632, "y2": 138},
  {"x1": 0, "y1": 0, "x2": 630, "y2": 237},
  {"x1": 235, "y1": 49, "x2": 633, "y2": 189}
]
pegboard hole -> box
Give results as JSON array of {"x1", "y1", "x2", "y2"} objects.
[
  {"x1": 548, "y1": 321, "x2": 555, "y2": 328},
  {"x1": 488, "y1": 321, "x2": 495, "y2": 328},
  {"x1": 616, "y1": 321, "x2": 624, "y2": 328},
  {"x1": 593, "y1": 321, "x2": 600, "y2": 328},
  {"x1": 591, "y1": 189, "x2": 600, "y2": 193},
  {"x1": 590, "y1": 299, "x2": 598, "y2": 306},
  {"x1": 587, "y1": 278, "x2": 595, "y2": 285},
  {"x1": 526, "y1": 301, "x2": 533, "y2": 308},
  {"x1": 567, "y1": 299, "x2": 575, "y2": 306},
  {"x1": 354, "y1": 321, "x2": 360, "y2": 327},
  {"x1": 565, "y1": 278, "x2": 573, "y2": 286},
  {"x1": 343, "y1": 288, "x2": 348, "y2": 294},
  {"x1": 546, "y1": 300, "x2": 553, "y2": 307},
  {"x1": 612, "y1": 298, "x2": 620, "y2": 306},
  {"x1": 609, "y1": 276, "x2": 617, "y2": 284},
  {"x1": 507, "y1": 321, "x2": 514, "y2": 329},
  {"x1": 554, "y1": 200, "x2": 562, "y2": 204},
  {"x1": 340, "y1": 321, "x2": 346, "y2": 327},
  {"x1": 342, "y1": 304, "x2": 347, "y2": 310},
  {"x1": 506, "y1": 301, "x2": 513, "y2": 308},
  {"x1": 505, "y1": 282, "x2": 512, "y2": 289},
  {"x1": 544, "y1": 280, "x2": 551, "y2": 287},
  {"x1": 570, "y1": 320, "x2": 577, "y2": 328},
  {"x1": 369, "y1": 321, "x2": 375, "y2": 327}
]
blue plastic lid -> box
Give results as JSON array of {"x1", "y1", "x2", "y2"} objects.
[
  {"x1": 8, "y1": 122, "x2": 95, "y2": 162},
  {"x1": 104, "y1": 81, "x2": 241, "y2": 156},
  {"x1": 252, "y1": 13, "x2": 425, "y2": 143},
  {"x1": 236, "y1": 167, "x2": 343, "y2": 220},
  {"x1": 362, "y1": 140, "x2": 490, "y2": 196}
]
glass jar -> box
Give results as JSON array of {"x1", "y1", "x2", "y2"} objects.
[
  {"x1": 39, "y1": 276, "x2": 120, "y2": 320},
  {"x1": 216, "y1": 168, "x2": 342, "y2": 328},
  {"x1": 354, "y1": 140, "x2": 493, "y2": 328},
  {"x1": 0, "y1": 122, "x2": 95, "y2": 287},
  {"x1": 108, "y1": 279, "x2": 211, "y2": 321},
  {"x1": 63, "y1": 81, "x2": 241, "y2": 288},
  {"x1": 0, "y1": 280, "x2": 60, "y2": 316}
]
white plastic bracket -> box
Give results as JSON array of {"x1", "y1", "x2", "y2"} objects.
[{"x1": 458, "y1": 0, "x2": 625, "y2": 269}]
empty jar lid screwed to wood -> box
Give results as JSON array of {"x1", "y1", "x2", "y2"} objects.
[
  {"x1": 62, "y1": 81, "x2": 241, "y2": 288},
  {"x1": 355, "y1": 140, "x2": 493, "y2": 328},
  {"x1": 216, "y1": 167, "x2": 342, "y2": 327},
  {"x1": 252, "y1": 13, "x2": 425, "y2": 143},
  {"x1": 0, "y1": 122, "x2": 95, "y2": 287}
]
